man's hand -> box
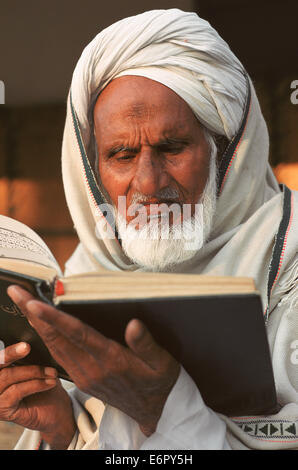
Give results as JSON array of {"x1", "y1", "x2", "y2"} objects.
[
  {"x1": 0, "y1": 341, "x2": 76, "y2": 449},
  {"x1": 7, "y1": 285, "x2": 180, "y2": 437}
]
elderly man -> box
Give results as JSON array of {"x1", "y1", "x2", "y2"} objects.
[{"x1": 2, "y1": 9, "x2": 298, "y2": 450}]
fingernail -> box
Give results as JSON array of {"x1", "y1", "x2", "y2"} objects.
[
  {"x1": 45, "y1": 378, "x2": 57, "y2": 386},
  {"x1": 26, "y1": 300, "x2": 43, "y2": 316},
  {"x1": 15, "y1": 342, "x2": 29, "y2": 354},
  {"x1": 132, "y1": 319, "x2": 145, "y2": 339},
  {"x1": 7, "y1": 285, "x2": 23, "y2": 304},
  {"x1": 44, "y1": 367, "x2": 57, "y2": 378}
]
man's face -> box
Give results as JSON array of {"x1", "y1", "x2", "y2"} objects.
[{"x1": 93, "y1": 76, "x2": 211, "y2": 224}]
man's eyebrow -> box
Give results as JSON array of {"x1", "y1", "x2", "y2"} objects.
[
  {"x1": 106, "y1": 137, "x2": 190, "y2": 158},
  {"x1": 157, "y1": 137, "x2": 190, "y2": 147},
  {"x1": 107, "y1": 145, "x2": 140, "y2": 158}
]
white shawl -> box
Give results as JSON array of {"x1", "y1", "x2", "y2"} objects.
[{"x1": 16, "y1": 9, "x2": 298, "y2": 450}]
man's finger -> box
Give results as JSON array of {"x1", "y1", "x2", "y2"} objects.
[
  {"x1": 0, "y1": 343, "x2": 30, "y2": 368},
  {"x1": 0, "y1": 365, "x2": 57, "y2": 394},
  {"x1": 24, "y1": 300, "x2": 108, "y2": 382},
  {"x1": 7, "y1": 285, "x2": 35, "y2": 313},
  {"x1": 125, "y1": 319, "x2": 166, "y2": 370},
  {"x1": 25, "y1": 300, "x2": 109, "y2": 357},
  {"x1": 1, "y1": 378, "x2": 57, "y2": 408},
  {"x1": 7, "y1": 286, "x2": 88, "y2": 374}
]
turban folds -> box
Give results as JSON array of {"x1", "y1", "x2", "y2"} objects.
[{"x1": 72, "y1": 8, "x2": 247, "y2": 145}]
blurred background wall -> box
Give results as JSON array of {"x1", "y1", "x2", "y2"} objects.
[{"x1": 0, "y1": 0, "x2": 297, "y2": 447}]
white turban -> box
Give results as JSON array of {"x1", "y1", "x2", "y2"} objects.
[{"x1": 72, "y1": 8, "x2": 247, "y2": 148}]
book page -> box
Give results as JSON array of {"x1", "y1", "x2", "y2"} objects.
[
  {"x1": 0, "y1": 215, "x2": 61, "y2": 275},
  {"x1": 57, "y1": 272, "x2": 257, "y2": 302}
]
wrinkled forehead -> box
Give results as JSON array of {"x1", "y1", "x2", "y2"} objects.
[
  {"x1": 93, "y1": 76, "x2": 202, "y2": 140},
  {"x1": 95, "y1": 76, "x2": 197, "y2": 120}
]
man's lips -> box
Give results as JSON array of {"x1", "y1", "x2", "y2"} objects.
[
  {"x1": 132, "y1": 200, "x2": 182, "y2": 209},
  {"x1": 133, "y1": 201, "x2": 182, "y2": 217},
  {"x1": 126, "y1": 200, "x2": 183, "y2": 224}
]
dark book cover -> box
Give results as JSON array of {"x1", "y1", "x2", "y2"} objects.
[{"x1": 0, "y1": 269, "x2": 279, "y2": 417}]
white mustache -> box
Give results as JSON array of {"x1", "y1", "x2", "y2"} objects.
[{"x1": 130, "y1": 188, "x2": 180, "y2": 206}]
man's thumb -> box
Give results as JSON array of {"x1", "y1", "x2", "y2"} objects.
[{"x1": 125, "y1": 319, "x2": 164, "y2": 369}]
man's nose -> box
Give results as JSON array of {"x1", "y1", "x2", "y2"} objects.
[{"x1": 132, "y1": 150, "x2": 169, "y2": 195}]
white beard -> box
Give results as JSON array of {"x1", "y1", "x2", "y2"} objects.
[{"x1": 115, "y1": 136, "x2": 218, "y2": 272}]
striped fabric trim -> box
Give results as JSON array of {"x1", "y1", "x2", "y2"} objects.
[
  {"x1": 265, "y1": 185, "x2": 293, "y2": 320},
  {"x1": 69, "y1": 92, "x2": 120, "y2": 242},
  {"x1": 69, "y1": 92, "x2": 105, "y2": 210},
  {"x1": 233, "y1": 417, "x2": 298, "y2": 443},
  {"x1": 35, "y1": 438, "x2": 43, "y2": 450}
]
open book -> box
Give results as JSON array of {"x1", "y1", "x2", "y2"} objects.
[{"x1": 0, "y1": 215, "x2": 278, "y2": 416}]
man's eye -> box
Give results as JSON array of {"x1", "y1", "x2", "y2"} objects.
[
  {"x1": 160, "y1": 144, "x2": 186, "y2": 155},
  {"x1": 170, "y1": 146, "x2": 184, "y2": 153},
  {"x1": 117, "y1": 155, "x2": 135, "y2": 161},
  {"x1": 166, "y1": 147, "x2": 185, "y2": 155}
]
